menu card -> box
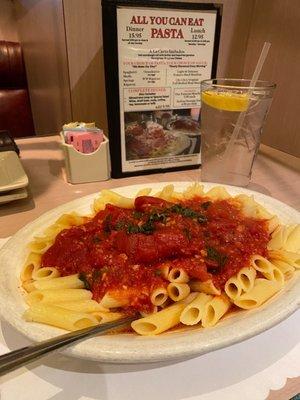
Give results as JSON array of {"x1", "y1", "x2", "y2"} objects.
[{"x1": 102, "y1": 0, "x2": 222, "y2": 178}]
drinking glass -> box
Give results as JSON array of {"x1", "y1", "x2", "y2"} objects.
[{"x1": 200, "y1": 79, "x2": 276, "y2": 186}]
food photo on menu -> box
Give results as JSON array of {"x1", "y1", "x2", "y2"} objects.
[{"x1": 124, "y1": 108, "x2": 201, "y2": 160}]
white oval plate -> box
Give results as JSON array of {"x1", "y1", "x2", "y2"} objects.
[{"x1": 0, "y1": 182, "x2": 299, "y2": 363}]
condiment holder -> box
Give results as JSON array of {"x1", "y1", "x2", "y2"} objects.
[{"x1": 60, "y1": 132, "x2": 110, "y2": 184}]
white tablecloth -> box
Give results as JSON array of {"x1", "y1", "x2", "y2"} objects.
[{"x1": 0, "y1": 238, "x2": 299, "y2": 400}]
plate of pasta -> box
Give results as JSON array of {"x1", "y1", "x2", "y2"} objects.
[{"x1": 0, "y1": 182, "x2": 299, "y2": 363}]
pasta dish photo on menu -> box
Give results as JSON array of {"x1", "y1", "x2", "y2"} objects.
[
  {"x1": 124, "y1": 110, "x2": 200, "y2": 161},
  {"x1": 18, "y1": 184, "x2": 300, "y2": 335}
]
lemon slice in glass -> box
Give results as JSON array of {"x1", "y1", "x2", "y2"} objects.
[{"x1": 202, "y1": 90, "x2": 249, "y2": 112}]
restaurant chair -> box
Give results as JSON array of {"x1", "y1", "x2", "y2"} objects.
[{"x1": 0, "y1": 40, "x2": 35, "y2": 138}]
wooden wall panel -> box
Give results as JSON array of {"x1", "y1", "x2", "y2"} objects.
[
  {"x1": 0, "y1": 0, "x2": 19, "y2": 41},
  {"x1": 243, "y1": 0, "x2": 300, "y2": 158},
  {"x1": 14, "y1": 0, "x2": 72, "y2": 135},
  {"x1": 146, "y1": 0, "x2": 255, "y2": 77},
  {"x1": 211, "y1": 0, "x2": 255, "y2": 78},
  {"x1": 63, "y1": 0, "x2": 108, "y2": 133}
]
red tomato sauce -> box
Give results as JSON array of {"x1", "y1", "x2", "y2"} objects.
[{"x1": 41, "y1": 196, "x2": 270, "y2": 313}]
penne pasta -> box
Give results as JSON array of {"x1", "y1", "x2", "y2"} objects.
[
  {"x1": 180, "y1": 293, "x2": 213, "y2": 325},
  {"x1": 267, "y1": 225, "x2": 286, "y2": 250},
  {"x1": 255, "y1": 204, "x2": 273, "y2": 220},
  {"x1": 267, "y1": 225, "x2": 300, "y2": 252},
  {"x1": 167, "y1": 282, "x2": 190, "y2": 302},
  {"x1": 237, "y1": 266, "x2": 257, "y2": 293},
  {"x1": 234, "y1": 278, "x2": 281, "y2": 310},
  {"x1": 21, "y1": 252, "x2": 42, "y2": 281},
  {"x1": 224, "y1": 276, "x2": 243, "y2": 300},
  {"x1": 270, "y1": 259, "x2": 295, "y2": 280},
  {"x1": 189, "y1": 279, "x2": 221, "y2": 296},
  {"x1": 140, "y1": 306, "x2": 158, "y2": 317},
  {"x1": 156, "y1": 184, "x2": 175, "y2": 201},
  {"x1": 131, "y1": 300, "x2": 190, "y2": 336},
  {"x1": 269, "y1": 249, "x2": 300, "y2": 270},
  {"x1": 225, "y1": 267, "x2": 256, "y2": 300},
  {"x1": 93, "y1": 190, "x2": 135, "y2": 212},
  {"x1": 150, "y1": 287, "x2": 168, "y2": 306},
  {"x1": 168, "y1": 268, "x2": 189, "y2": 283},
  {"x1": 93, "y1": 198, "x2": 107, "y2": 212},
  {"x1": 171, "y1": 191, "x2": 184, "y2": 201},
  {"x1": 235, "y1": 195, "x2": 258, "y2": 218},
  {"x1": 42, "y1": 224, "x2": 66, "y2": 240},
  {"x1": 182, "y1": 183, "x2": 205, "y2": 199},
  {"x1": 99, "y1": 292, "x2": 130, "y2": 308},
  {"x1": 100, "y1": 189, "x2": 134, "y2": 209},
  {"x1": 285, "y1": 225, "x2": 300, "y2": 252},
  {"x1": 160, "y1": 263, "x2": 171, "y2": 279},
  {"x1": 28, "y1": 239, "x2": 52, "y2": 254},
  {"x1": 24, "y1": 304, "x2": 98, "y2": 331},
  {"x1": 32, "y1": 267, "x2": 60, "y2": 281},
  {"x1": 53, "y1": 299, "x2": 107, "y2": 313},
  {"x1": 54, "y1": 212, "x2": 86, "y2": 227},
  {"x1": 267, "y1": 215, "x2": 281, "y2": 235},
  {"x1": 202, "y1": 295, "x2": 231, "y2": 328},
  {"x1": 235, "y1": 194, "x2": 273, "y2": 220},
  {"x1": 99, "y1": 287, "x2": 146, "y2": 309},
  {"x1": 251, "y1": 255, "x2": 284, "y2": 286},
  {"x1": 23, "y1": 274, "x2": 85, "y2": 292},
  {"x1": 136, "y1": 188, "x2": 152, "y2": 197},
  {"x1": 205, "y1": 186, "x2": 231, "y2": 200},
  {"x1": 26, "y1": 288, "x2": 92, "y2": 305},
  {"x1": 92, "y1": 311, "x2": 125, "y2": 324}
]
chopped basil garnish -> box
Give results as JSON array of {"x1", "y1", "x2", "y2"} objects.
[
  {"x1": 149, "y1": 212, "x2": 167, "y2": 224},
  {"x1": 170, "y1": 204, "x2": 185, "y2": 214},
  {"x1": 140, "y1": 221, "x2": 155, "y2": 235},
  {"x1": 124, "y1": 202, "x2": 207, "y2": 235},
  {"x1": 209, "y1": 268, "x2": 219, "y2": 275},
  {"x1": 197, "y1": 215, "x2": 207, "y2": 224},
  {"x1": 78, "y1": 272, "x2": 91, "y2": 290},
  {"x1": 103, "y1": 214, "x2": 112, "y2": 233},
  {"x1": 206, "y1": 246, "x2": 228, "y2": 268},
  {"x1": 126, "y1": 211, "x2": 167, "y2": 235},
  {"x1": 170, "y1": 204, "x2": 207, "y2": 223},
  {"x1": 92, "y1": 269, "x2": 102, "y2": 280},
  {"x1": 127, "y1": 224, "x2": 141, "y2": 234},
  {"x1": 201, "y1": 201, "x2": 212, "y2": 210},
  {"x1": 182, "y1": 208, "x2": 198, "y2": 218},
  {"x1": 183, "y1": 228, "x2": 192, "y2": 241},
  {"x1": 92, "y1": 235, "x2": 101, "y2": 243},
  {"x1": 115, "y1": 220, "x2": 126, "y2": 231},
  {"x1": 127, "y1": 221, "x2": 154, "y2": 235},
  {"x1": 133, "y1": 211, "x2": 143, "y2": 219}
]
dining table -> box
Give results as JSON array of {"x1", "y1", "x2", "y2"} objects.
[{"x1": 0, "y1": 135, "x2": 299, "y2": 400}]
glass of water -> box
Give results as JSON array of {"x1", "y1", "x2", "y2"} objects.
[{"x1": 200, "y1": 79, "x2": 276, "y2": 187}]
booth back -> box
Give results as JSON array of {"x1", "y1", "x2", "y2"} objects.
[{"x1": 0, "y1": 41, "x2": 35, "y2": 137}]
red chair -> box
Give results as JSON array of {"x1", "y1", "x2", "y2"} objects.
[{"x1": 0, "y1": 41, "x2": 35, "y2": 138}]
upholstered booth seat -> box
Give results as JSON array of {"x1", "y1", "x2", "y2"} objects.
[{"x1": 0, "y1": 41, "x2": 35, "y2": 138}]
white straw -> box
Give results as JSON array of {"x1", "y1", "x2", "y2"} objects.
[{"x1": 222, "y1": 42, "x2": 271, "y2": 161}]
